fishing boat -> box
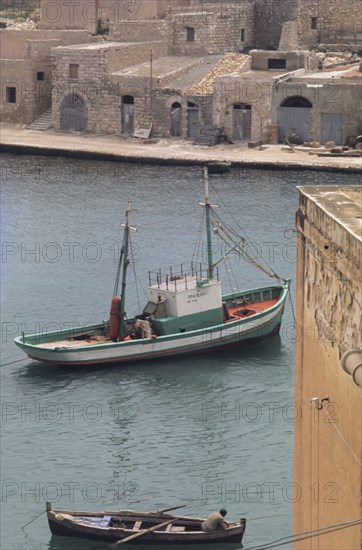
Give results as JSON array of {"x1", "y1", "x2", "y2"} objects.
[
  {"x1": 46, "y1": 503, "x2": 246, "y2": 545},
  {"x1": 14, "y1": 167, "x2": 290, "y2": 366}
]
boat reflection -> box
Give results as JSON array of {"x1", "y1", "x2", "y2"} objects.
[{"x1": 48, "y1": 534, "x2": 243, "y2": 550}]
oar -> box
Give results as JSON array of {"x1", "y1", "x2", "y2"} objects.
[
  {"x1": 113, "y1": 518, "x2": 176, "y2": 546},
  {"x1": 156, "y1": 504, "x2": 186, "y2": 514}
]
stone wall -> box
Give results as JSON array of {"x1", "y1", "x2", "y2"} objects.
[
  {"x1": 253, "y1": 0, "x2": 362, "y2": 50},
  {"x1": 169, "y1": 2, "x2": 254, "y2": 55},
  {"x1": 38, "y1": 0, "x2": 99, "y2": 32},
  {"x1": 0, "y1": 29, "x2": 95, "y2": 124},
  {"x1": 297, "y1": 0, "x2": 362, "y2": 49},
  {"x1": 0, "y1": 59, "x2": 51, "y2": 124},
  {"x1": 38, "y1": 0, "x2": 192, "y2": 33},
  {"x1": 273, "y1": 78, "x2": 362, "y2": 144},
  {"x1": 32, "y1": 0, "x2": 362, "y2": 50},
  {"x1": 214, "y1": 71, "x2": 273, "y2": 143},
  {"x1": 254, "y1": 0, "x2": 295, "y2": 50},
  {"x1": 110, "y1": 20, "x2": 169, "y2": 45},
  {"x1": 294, "y1": 186, "x2": 362, "y2": 550},
  {"x1": 51, "y1": 40, "x2": 167, "y2": 133},
  {"x1": 251, "y1": 50, "x2": 309, "y2": 71},
  {"x1": 0, "y1": 29, "x2": 93, "y2": 59}
]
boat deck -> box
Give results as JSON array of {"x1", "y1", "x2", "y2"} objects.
[
  {"x1": 38, "y1": 335, "x2": 113, "y2": 349},
  {"x1": 34, "y1": 298, "x2": 279, "y2": 350},
  {"x1": 227, "y1": 298, "x2": 278, "y2": 320}
]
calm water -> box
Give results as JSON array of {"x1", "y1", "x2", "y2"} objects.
[{"x1": 1, "y1": 154, "x2": 359, "y2": 550}]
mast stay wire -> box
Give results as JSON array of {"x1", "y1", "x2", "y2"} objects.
[
  {"x1": 211, "y1": 209, "x2": 282, "y2": 280},
  {"x1": 209, "y1": 181, "x2": 284, "y2": 280},
  {"x1": 192, "y1": 208, "x2": 207, "y2": 267},
  {"x1": 129, "y1": 231, "x2": 144, "y2": 313}
]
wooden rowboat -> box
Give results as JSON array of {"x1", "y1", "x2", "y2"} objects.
[{"x1": 46, "y1": 503, "x2": 246, "y2": 545}]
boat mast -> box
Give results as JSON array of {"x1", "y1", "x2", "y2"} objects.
[
  {"x1": 204, "y1": 166, "x2": 214, "y2": 279},
  {"x1": 119, "y1": 201, "x2": 131, "y2": 341}
]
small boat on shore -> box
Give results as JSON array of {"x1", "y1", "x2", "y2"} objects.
[
  {"x1": 46, "y1": 503, "x2": 246, "y2": 545},
  {"x1": 207, "y1": 161, "x2": 232, "y2": 174},
  {"x1": 14, "y1": 167, "x2": 290, "y2": 366}
]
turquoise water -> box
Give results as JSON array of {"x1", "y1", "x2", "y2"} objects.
[{"x1": 1, "y1": 155, "x2": 359, "y2": 550}]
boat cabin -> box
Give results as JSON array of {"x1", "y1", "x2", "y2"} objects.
[{"x1": 143, "y1": 268, "x2": 223, "y2": 336}]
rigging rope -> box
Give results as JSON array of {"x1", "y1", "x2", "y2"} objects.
[
  {"x1": 129, "y1": 232, "x2": 142, "y2": 313},
  {"x1": 321, "y1": 401, "x2": 362, "y2": 467},
  {"x1": 208, "y1": 182, "x2": 284, "y2": 280},
  {"x1": 210, "y1": 207, "x2": 283, "y2": 281},
  {"x1": 216, "y1": 228, "x2": 279, "y2": 281},
  {"x1": 242, "y1": 518, "x2": 362, "y2": 550},
  {"x1": 140, "y1": 210, "x2": 194, "y2": 228},
  {"x1": 192, "y1": 208, "x2": 206, "y2": 267},
  {"x1": 0, "y1": 357, "x2": 30, "y2": 368},
  {"x1": 288, "y1": 287, "x2": 296, "y2": 324},
  {"x1": 21, "y1": 509, "x2": 47, "y2": 531}
]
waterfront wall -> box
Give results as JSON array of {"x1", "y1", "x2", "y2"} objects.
[{"x1": 294, "y1": 187, "x2": 362, "y2": 549}]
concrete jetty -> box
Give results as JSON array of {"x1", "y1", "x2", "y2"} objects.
[{"x1": 1, "y1": 123, "x2": 361, "y2": 173}]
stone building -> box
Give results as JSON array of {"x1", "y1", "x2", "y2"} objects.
[
  {"x1": 51, "y1": 40, "x2": 167, "y2": 132},
  {"x1": 253, "y1": 0, "x2": 362, "y2": 50},
  {"x1": 1, "y1": 0, "x2": 362, "y2": 136},
  {"x1": 110, "y1": 54, "x2": 223, "y2": 138},
  {"x1": 213, "y1": 48, "x2": 362, "y2": 145},
  {"x1": 294, "y1": 186, "x2": 361, "y2": 549},
  {"x1": 273, "y1": 68, "x2": 362, "y2": 145},
  {"x1": 168, "y1": 1, "x2": 254, "y2": 55},
  {"x1": 214, "y1": 50, "x2": 310, "y2": 143},
  {"x1": 36, "y1": 0, "x2": 362, "y2": 51},
  {"x1": 0, "y1": 28, "x2": 94, "y2": 124}
]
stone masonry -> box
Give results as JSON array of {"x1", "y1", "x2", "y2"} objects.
[{"x1": 52, "y1": 40, "x2": 168, "y2": 133}]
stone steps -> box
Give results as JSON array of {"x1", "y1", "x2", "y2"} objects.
[{"x1": 28, "y1": 109, "x2": 52, "y2": 131}]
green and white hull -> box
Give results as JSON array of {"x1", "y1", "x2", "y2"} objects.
[{"x1": 14, "y1": 281, "x2": 290, "y2": 367}]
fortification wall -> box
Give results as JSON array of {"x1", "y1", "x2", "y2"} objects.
[
  {"x1": 294, "y1": 187, "x2": 362, "y2": 549},
  {"x1": 298, "y1": 0, "x2": 362, "y2": 48}
]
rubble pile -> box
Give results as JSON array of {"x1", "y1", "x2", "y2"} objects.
[
  {"x1": 314, "y1": 47, "x2": 361, "y2": 70},
  {"x1": 185, "y1": 53, "x2": 249, "y2": 96},
  {"x1": 1, "y1": 18, "x2": 36, "y2": 30}
]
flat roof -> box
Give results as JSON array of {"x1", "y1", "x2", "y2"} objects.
[
  {"x1": 298, "y1": 186, "x2": 362, "y2": 241},
  {"x1": 303, "y1": 63, "x2": 362, "y2": 79},
  {"x1": 53, "y1": 41, "x2": 157, "y2": 51},
  {"x1": 113, "y1": 55, "x2": 209, "y2": 78}
]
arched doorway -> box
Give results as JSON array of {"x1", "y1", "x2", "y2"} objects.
[
  {"x1": 60, "y1": 93, "x2": 87, "y2": 131},
  {"x1": 278, "y1": 96, "x2": 312, "y2": 142},
  {"x1": 233, "y1": 103, "x2": 251, "y2": 140},
  {"x1": 170, "y1": 102, "x2": 182, "y2": 137},
  {"x1": 122, "y1": 95, "x2": 134, "y2": 135},
  {"x1": 187, "y1": 102, "x2": 199, "y2": 139}
]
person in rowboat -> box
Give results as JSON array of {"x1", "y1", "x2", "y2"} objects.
[{"x1": 201, "y1": 509, "x2": 228, "y2": 531}]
